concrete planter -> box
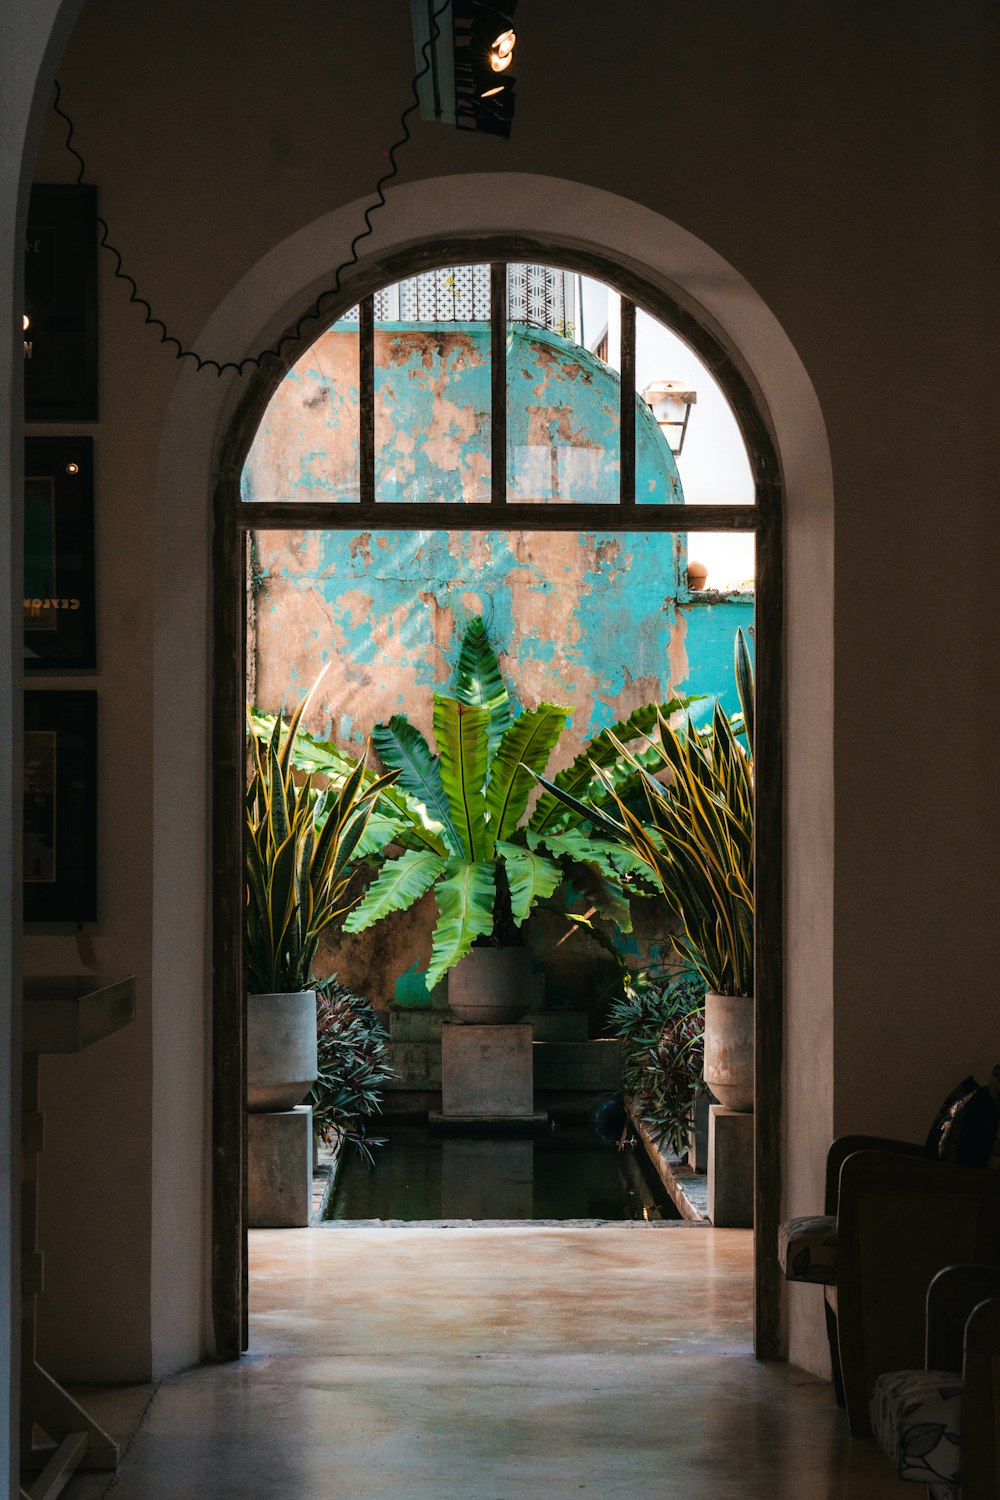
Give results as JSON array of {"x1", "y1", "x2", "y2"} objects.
[
  {"x1": 703, "y1": 991, "x2": 754, "y2": 1113},
  {"x1": 246, "y1": 990, "x2": 318, "y2": 1112},
  {"x1": 447, "y1": 947, "x2": 534, "y2": 1025}
]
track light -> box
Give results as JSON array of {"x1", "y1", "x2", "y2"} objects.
[
  {"x1": 489, "y1": 28, "x2": 515, "y2": 71},
  {"x1": 411, "y1": 1, "x2": 519, "y2": 139}
]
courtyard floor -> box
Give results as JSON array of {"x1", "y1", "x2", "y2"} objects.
[{"x1": 64, "y1": 1225, "x2": 909, "y2": 1499}]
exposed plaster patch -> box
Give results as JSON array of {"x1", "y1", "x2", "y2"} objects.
[{"x1": 666, "y1": 603, "x2": 689, "y2": 688}]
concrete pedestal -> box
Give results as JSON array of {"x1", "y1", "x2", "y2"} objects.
[
  {"x1": 441, "y1": 1023, "x2": 534, "y2": 1118},
  {"x1": 707, "y1": 1104, "x2": 753, "y2": 1228},
  {"x1": 248, "y1": 1104, "x2": 313, "y2": 1227}
]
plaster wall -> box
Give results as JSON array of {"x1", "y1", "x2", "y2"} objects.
[
  {"x1": 5, "y1": 0, "x2": 995, "y2": 1402},
  {"x1": 1, "y1": 1, "x2": 84, "y2": 1485}
]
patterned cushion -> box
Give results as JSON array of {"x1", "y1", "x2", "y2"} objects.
[
  {"x1": 870, "y1": 1368, "x2": 962, "y2": 1493},
  {"x1": 777, "y1": 1214, "x2": 838, "y2": 1284}
]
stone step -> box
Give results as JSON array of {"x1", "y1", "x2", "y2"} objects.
[
  {"x1": 533, "y1": 1040, "x2": 622, "y2": 1092},
  {"x1": 384, "y1": 1040, "x2": 442, "y2": 1090},
  {"x1": 384, "y1": 1035, "x2": 621, "y2": 1092},
  {"x1": 389, "y1": 1007, "x2": 589, "y2": 1043}
]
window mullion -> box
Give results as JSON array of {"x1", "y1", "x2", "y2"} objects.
[
  {"x1": 490, "y1": 261, "x2": 507, "y2": 507},
  {"x1": 359, "y1": 295, "x2": 375, "y2": 505},
  {"x1": 619, "y1": 297, "x2": 636, "y2": 509}
]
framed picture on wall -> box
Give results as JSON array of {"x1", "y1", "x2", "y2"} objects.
[
  {"x1": 24, "y1": 184, "x2": 98, "y2": 422},
  {"x1": 23, "y1": 691, "x2": 98, "y2": 923},
  {"x1": 24, "y1": 437, "x2": 96, "y2": 671}
]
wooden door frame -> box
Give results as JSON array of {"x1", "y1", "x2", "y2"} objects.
[{"x1": 211, "y1": 234, "x2": 784, "y2": 1360}]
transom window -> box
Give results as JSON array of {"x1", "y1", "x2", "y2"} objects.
[{"x1": 241, "y1": 260, "x2": 755, "y2": 527}]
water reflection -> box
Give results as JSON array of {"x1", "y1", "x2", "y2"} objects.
[{"x1": 326, "y1": 1121, "x2": 678, "y2": 1223}]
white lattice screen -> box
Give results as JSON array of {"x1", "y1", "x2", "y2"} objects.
[{"x1": 338, "y1": 264, "x2": 575, "y2": 332}]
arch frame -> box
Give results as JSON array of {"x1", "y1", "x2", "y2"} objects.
[{"x1": 211, "y1": 226, "x2": 785, "y2": 1356}]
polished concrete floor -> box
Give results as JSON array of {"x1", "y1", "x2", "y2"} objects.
[{"x1": 64, "y1": 1225, "x2": 909, "y2": 1499}]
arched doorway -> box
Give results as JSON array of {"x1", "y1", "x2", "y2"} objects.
[{"x1": 211, "y1": 232, "x2": 784, "y2": 1358}]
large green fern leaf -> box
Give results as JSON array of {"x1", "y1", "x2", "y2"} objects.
[
  {"x1": 426, "y1": 860, "x2": 496, "y2": 991},
  {"x1": 342, "y1": 848, "x2": 448, "y2": 933},
  {"x1": 453, "y1": 615, "x2": 511, "y2": 757},
  {"x1": 373, "y1": 715, "x2": 462, "y2": 854},
  {"x1": 485, "y1": 702, "x2": 569, "y2": 847},
  {"x1": 496, "y1": 841, "x2": 563, "y2": 924},
  {"x1": 433, "y1": 696, "x2": 490, "y2": 860}
]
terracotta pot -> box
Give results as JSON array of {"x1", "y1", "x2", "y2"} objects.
[
  {"x1": 246, "y1": 990, "x2": 318, "y2": 1112},
  {"x1": 447, "y1": 947, "x2": 534, "y2": 1025},
  {"x1": 703, "y1": 991, "x2": 754, "y2": 1112}
]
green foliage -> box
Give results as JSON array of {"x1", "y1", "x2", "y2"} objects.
[
  {"x1": 528, "y1": 696, "x2": 694, "y2": 835},
  {"x1": 534, "y1": 628, "x2": 754, "y2": 997},
  {"x1": 245, "y1": 695, "x2": 399, "y2": 994},
  {"x1": 607, "y1": 968, "x2": 706, "y2": 1157},
  {"x1": 310, "y1": 977, "x2": 394, "y2": 1163},
  {"x1": 428, "y1": 859, "x2": 497, "y2": 989},
  {"x1": 248, "y1": 706, "x2": 447, "y2": 857},
  {"x1": 453, "y1": 613, "x2": 511, "y2": 754},
  {"x1": 346, "y1": 616, "x2": 664, "y2": 991}
]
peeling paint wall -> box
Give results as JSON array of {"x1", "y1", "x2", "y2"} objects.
[
  {"x1": 252, "y1": 527, "x2": 752, "y2": 752},
  {"x1": 242, "y1": 323, "x2": 684, "y2": 507},
  {"x1": 245, "y1": 323, "x2": 752, "y2": 1012}
]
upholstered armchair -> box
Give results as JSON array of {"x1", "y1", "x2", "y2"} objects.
[
  {"x1": 870, "y1": 1263, "x2": 1000, "y2": 1498},
  {"x1": 779, "y1": 1139, "x2": 1000, "y2": 1435}
]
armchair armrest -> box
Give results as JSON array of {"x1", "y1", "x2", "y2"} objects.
[
  {"x1": 834, "y1": 1149, "x2": 1000, "y2": 1435},
  {"x1": 926, "y1": 1264, "x2": 1000, "y2": 1371},
  {"x1": 824, "y1": 1134, "x2": 923, "y2": 1215}
]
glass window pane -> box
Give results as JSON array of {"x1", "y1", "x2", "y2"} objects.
[
  {"x1": 241, "y1": 315, "x2": 360, "y2": 503},
  {"x1": 249, "y1": 527, "x2": 754, "y2": 1005},
  {"x1": 507, "y1": 268, "x2": 621, "y2": 504},
  {"x1": 249, "y1": 527, "x2": 756, "y2": 744},
  {"x1": 683, "y1": 529, "x2": 755, "y2": 598},
  {"x1": 635, "y1": 308, "x2": 754, "y2": 505},
  {"x1": 373, "y1": 265, "x2": 492, "y2": 503}
]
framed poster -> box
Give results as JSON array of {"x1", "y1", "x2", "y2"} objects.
[
  {"x1": 23, "y1": 691, "x2": 98, "y2": 922},
  {"x1": 24, "y1": 437, "x2": 96, "y2": 671},
  {"x1": 24, "y1": 184, "x2": 98, "y2": 422}
]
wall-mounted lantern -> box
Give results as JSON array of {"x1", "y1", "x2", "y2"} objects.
[{"x1": 642, "y1": 379, "x2": 697, "y2": 456}]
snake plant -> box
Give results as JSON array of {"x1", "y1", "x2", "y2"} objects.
[
  {"x1": 245, "y1": 694, "x2": 398, "y2": 994},
  {"x1": 534, "y1": 628, "x2": 755, "y2": 998},
  {"x1": 340, "y1": 616, "x2": 691, "y2": 991}
]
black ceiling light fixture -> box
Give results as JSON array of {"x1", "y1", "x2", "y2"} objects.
[{"x1": 410, "y1": 0, "x2": 519, "y2": 139}]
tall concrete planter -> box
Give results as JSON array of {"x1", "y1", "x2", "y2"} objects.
[
  {"x1": 703, "y1": 991, "x2": 754, "y2": 1113},
  {"x1": 447, "y1": 947, "x2": 534, "y2": 1025},
  {"x1": 246, "y1": 990, "x2": 318, "y2": 1112}
]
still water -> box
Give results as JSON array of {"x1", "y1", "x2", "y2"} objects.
[{"x1": 326, "y1": 1120, "x2": 679, "y2": 1223}]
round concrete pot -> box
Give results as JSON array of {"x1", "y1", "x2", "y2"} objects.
[
  {"x1": 447, "y1": 947, "x2": 534, "y2": 1025},
  {"x1": 703, "y1": 991, "x2": 754, "y2": 1113},
  {"x1": 246, "y1": 990, "x2": 318, "y2": 1112}
]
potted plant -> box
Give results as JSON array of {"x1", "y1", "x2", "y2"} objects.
[
  {"x1": 606, "y1": 967, "x2": 707, "y2": 1155},
  {"x1": 245, "y1": 693, "x2": 397, "y2": 1110},
  {"x1": 536, "y1": 629, "x2": 754, "y2": 1109},
  {"x1": 310, "y1": 977, "x2": 394, "y2": 1164},
  {"x1": 341, "y1": 617, "x2": 685, "y2": 1022}
]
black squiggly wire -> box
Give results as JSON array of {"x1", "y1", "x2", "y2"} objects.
[{"x1": 51, "y1": 1, "x2": 450, "y2": 378}]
